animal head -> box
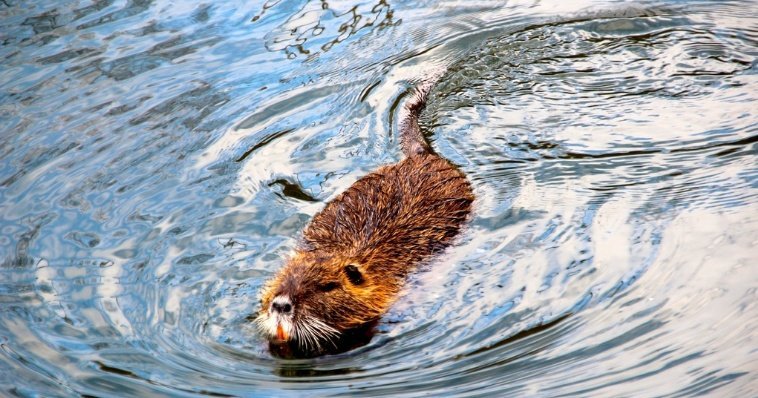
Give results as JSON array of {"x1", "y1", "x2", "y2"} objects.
[{"x1": 256, "y1": 252, "x2": 400, "y2": 352}]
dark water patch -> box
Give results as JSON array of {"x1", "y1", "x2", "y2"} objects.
[
  {"x1": 236, "y1": 129, "x2": 295, "y2": 162},
  {"x1": 268, "y1": 178, "x2": 319, "y2": 202},
  {"x1": 64, "y1": 231, "x2": 101, "y2": 248},
  {"x1": 75, "y1": 0, "x2": 154, "y2": 31}
]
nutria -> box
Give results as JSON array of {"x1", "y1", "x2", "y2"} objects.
[{"x1": 256, "y1": 79, "x2": 474, "y2": 357}]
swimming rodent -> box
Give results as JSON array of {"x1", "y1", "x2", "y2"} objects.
[{"x1": 256, "y1": 79, "x2": 474, "y2": 357}]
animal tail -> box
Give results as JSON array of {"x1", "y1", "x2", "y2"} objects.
[{"x1": 398, "y1": 77, "x2": 439, "y2": 157}]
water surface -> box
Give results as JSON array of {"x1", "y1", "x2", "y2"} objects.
[{"x1": 1, "y1": 0, "x2": 756, "y2": 396}]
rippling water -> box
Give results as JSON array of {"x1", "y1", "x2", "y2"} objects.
[{"x1": 1, "y1": 0, "x2": 756, "y2": 396}]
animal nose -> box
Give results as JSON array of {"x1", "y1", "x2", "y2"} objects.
[
  {"x1": 272, "y1": 302, "x2": 292, "y2": 313},
  {"x1": 271, "y1": 296, "x2": 292, "y2": 314}
]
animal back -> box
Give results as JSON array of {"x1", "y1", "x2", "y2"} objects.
[{"x1": 302, "y1": 154, "x2": 473, "y2": 265}]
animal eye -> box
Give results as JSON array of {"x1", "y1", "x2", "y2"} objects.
[
  {"x1": 318, "y1": 282, "x2": 339, "y2": 292},
  {"x1": 344, "y1": 264, "x2": 364, "y2": 285}
]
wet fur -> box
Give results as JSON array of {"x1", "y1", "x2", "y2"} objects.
[{"x1": 257, "y1": 82, "x2": 474, "y2": 356}]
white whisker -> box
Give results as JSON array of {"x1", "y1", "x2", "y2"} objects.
[{"x1": 293, "y1": 315, "x2": 340, "y2": 351}]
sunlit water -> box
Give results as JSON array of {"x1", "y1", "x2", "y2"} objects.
[{"x1": 1, "y1": 0, "x2": 756, "y2": 396}]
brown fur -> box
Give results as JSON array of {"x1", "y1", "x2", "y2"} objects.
[{"x1": 257, "y1": 82, "x2": 473, "y2": 355}]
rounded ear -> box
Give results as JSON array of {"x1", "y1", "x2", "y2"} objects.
[{"x1": 343, "y1": 264, "x2": 364, "y2": 285}]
